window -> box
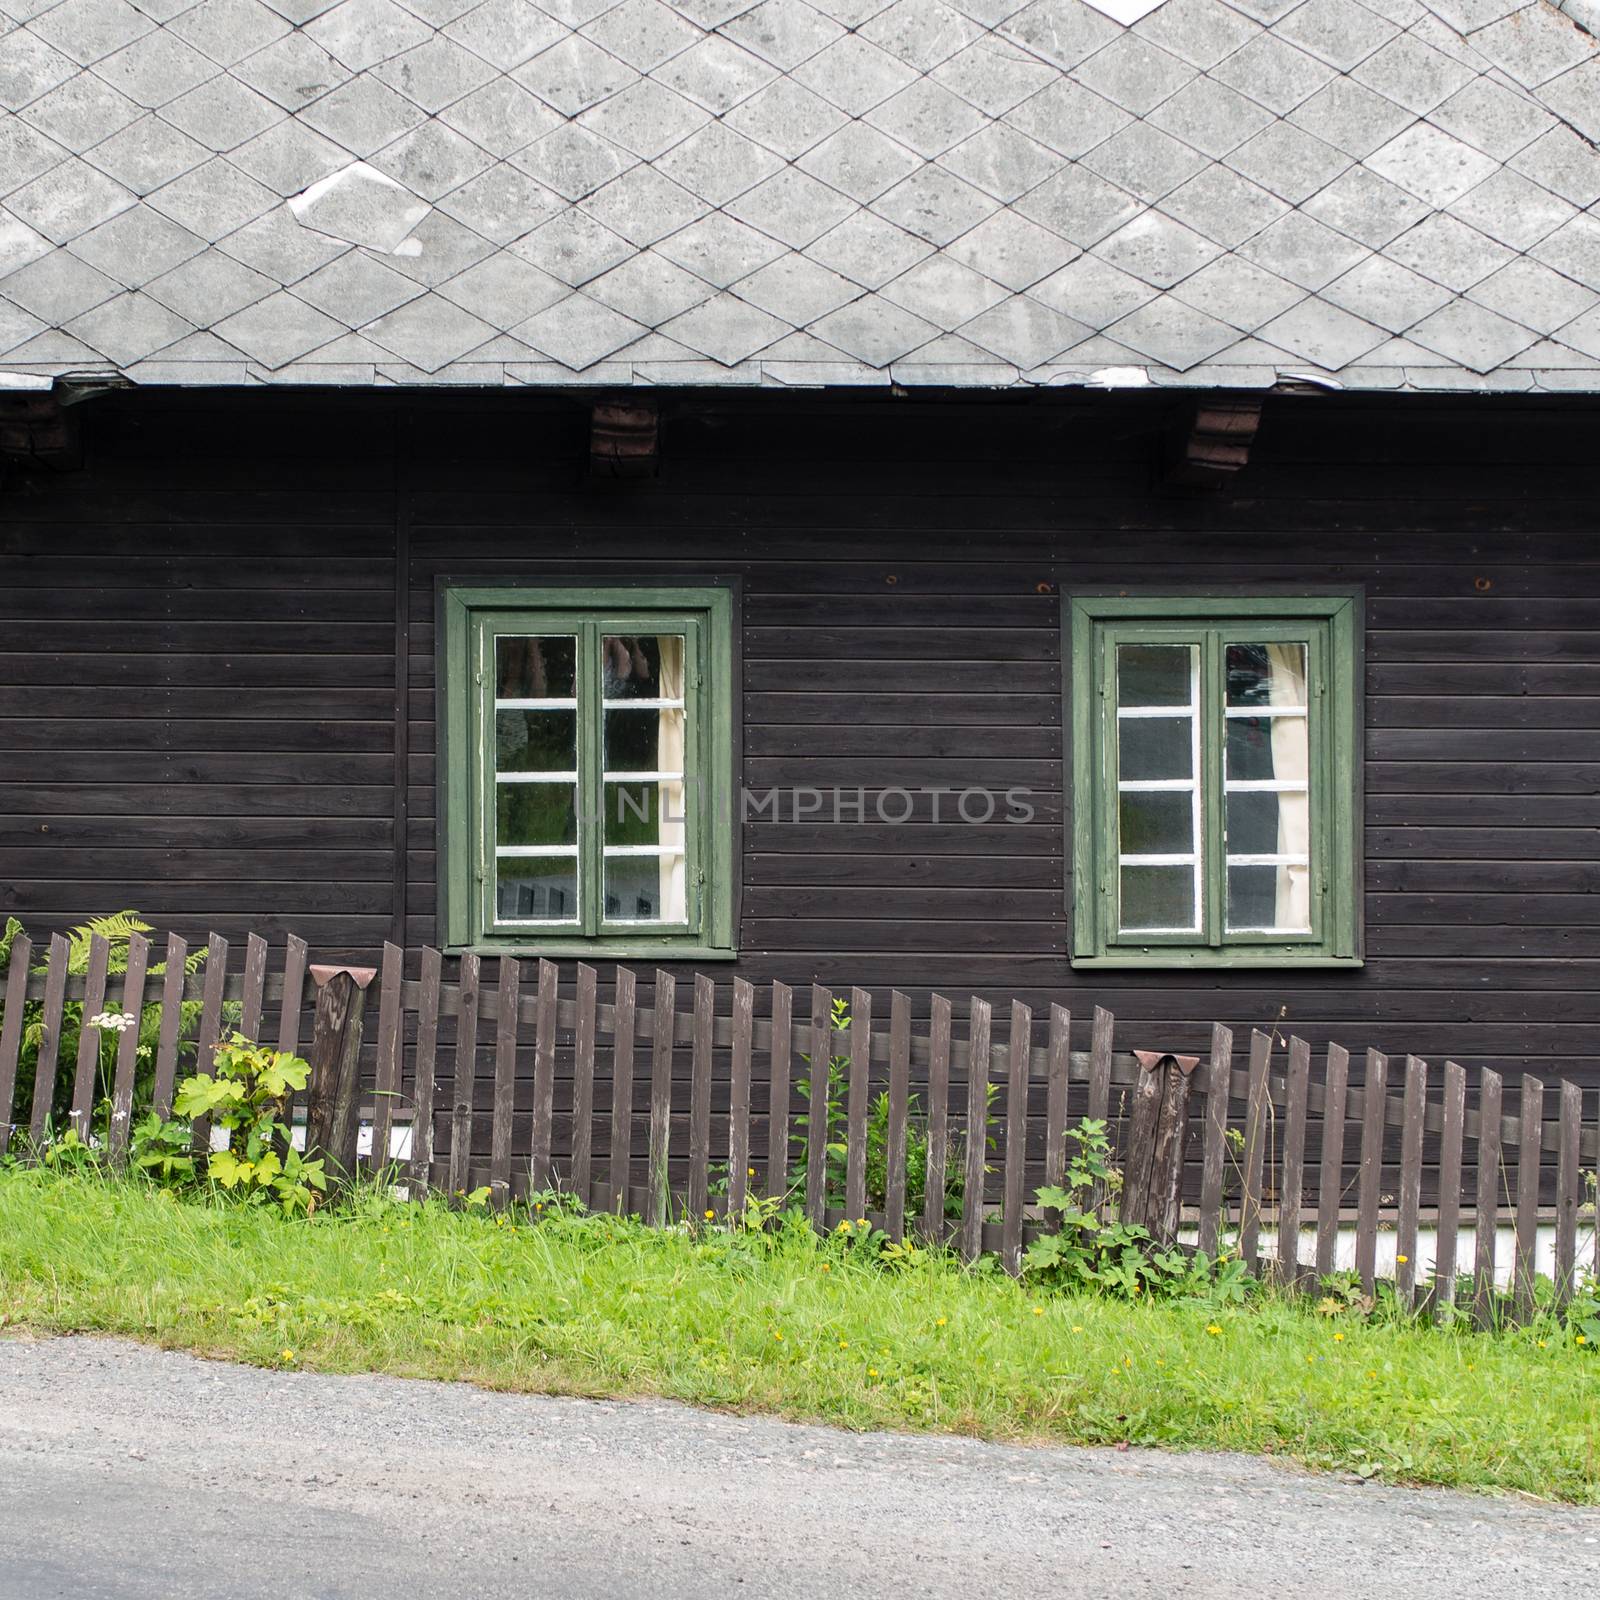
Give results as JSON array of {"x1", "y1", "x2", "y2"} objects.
[
  {"x1": 1069, "y1": 595, "x2": 1360, "y2": 968},
  {"x1": 439, "y1": 585, "x2": 736, "y2": 957}
]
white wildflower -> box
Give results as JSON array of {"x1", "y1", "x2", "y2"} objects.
[{"x1": 89, "y1": 1010, "x2": 137, "y2": 1033}]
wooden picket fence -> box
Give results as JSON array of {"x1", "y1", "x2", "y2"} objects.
[{"x1": 2, "y1": 925, "x2": 1597, "y2": 1326}]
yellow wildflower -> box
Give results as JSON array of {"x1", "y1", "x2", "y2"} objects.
[
  {"x1": 773, "y1": 1331, "x2": 784, "y2": 1341},
  {"x1": 747, "y1": 1167, "x2": 756, "y2": 1177},
  {"x1": 1031, "y1": 1306, "x2": 1044, "y2": 1317},
  {"x1": 1333, "y1": 1332, "x2": 1345, "y2": 1342},
  {"x1": 935, "y1": 1317, "x2": 947, "y2": 1327},
  {"x1": 867, "y1": 1368, "x2": 879, "y2": 1378},
  {"x1": 1579, "y1": 1336, "x2": 1589, "y2": 1346},
  {"x1": 820, "y1": 1263, "x2": 831, "y2": 1273},
  {"x1": 839, "y1": 1340, "x2": 849, "y2": 1349},
  {"x1": 1206, "y1": 1323, "x2": 1222, "y2": 1336},
  {"x1": 704, "y1": 1209, "x2": 715, "y2": 1219},
  {"x1": 281, "y1": 1349, "x2": 295, "y2": 1363},
  {"x1": 1071, "y1": 1325, "x2": 1083, "y2": 1334},
  {"x1": 1396, "y1": 1254, "x2": 1408, "y2": 1264}
]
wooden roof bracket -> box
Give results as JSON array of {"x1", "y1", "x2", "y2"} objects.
[
  {"x1": 590, "y1": 396, "x2": 659, "y2": 479},
  {"x1": 1164, "y1": 394, "x2": 1264, "y2": 490}
]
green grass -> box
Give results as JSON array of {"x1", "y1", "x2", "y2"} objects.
[{"x1": 1, "y1": 1168, "x2": 1595, "y2": 1502}]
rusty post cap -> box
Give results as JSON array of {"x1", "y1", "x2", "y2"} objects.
[
  {"x1": 1133, "y1": 1049, "x2": 1202, "y2": 1076},
  {"x1": 309, "y1": 963, "x2": 378, "y2": 989}
]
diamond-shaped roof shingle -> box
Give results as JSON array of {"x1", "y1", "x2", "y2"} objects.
[{"x1": 2, "y1": 0, "x2": 1598, "y2": 389}]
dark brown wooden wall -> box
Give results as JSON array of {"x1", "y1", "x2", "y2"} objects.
[{"x1": 3, "y1": 387, "x2": 1598, "y2": 1087}]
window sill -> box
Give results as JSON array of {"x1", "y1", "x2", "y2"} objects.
[
  {"x1": 449, "y1": 942, "x2": 739, "y2": 962},
  {"x1": 1071, "y1": 952, "x2": 1363, "y2": 970}
]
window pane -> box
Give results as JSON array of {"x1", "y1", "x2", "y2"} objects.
[
  {"x1": 1225, "y1": 789, "x2": 1292, "y2": 856},
  {"x1": 604, "y1": 634, "x2": 685, "y2": 700},
  {"x1": 496, "y1": 783, "x2": 577, "y2": 847},
  {"x1": 1227, "y1": 642, "x2": 1307, "y2": 707},
  {"x1": 1228, "y1": 863, "x2": 1311, "y2": 933},
  {"x1": 1119, "y1": 791, "x2": 1193, "y2": 855},
  {"x1": 1119, "y1": 715, "x2": 1193, "y2": 781},
  {"x1": 1119, "y1": 864, "x2": 1196, "y2": 931},
  {"x1": 1117, "y1": 644, "x2": 1192, "y2": 707},
  {"x1": 604, "y1": 780, "x2": 688, "y2": 850},
  {"x1": 606, "y1": 856, "x2": 687, "y2": 923},
  {"x1": 1226, "y1": 711, "x2": 1307, "y2": 783},
  {"x1": 497, "y1": 634, "x2": 575, "y2": 698},
  {"x1": 496, "y1": 858, "x2": 578, "y2": 923},
  {"x1": 605, "y1": 705, "x2": 685, "y2": 774},
  {"x1": 496, "y1": 709, "x2": 575, "y2": 773}
]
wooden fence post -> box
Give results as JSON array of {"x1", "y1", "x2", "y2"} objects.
[
  {"x1": 303, "y1": 963, "x2": 376, "y2": 1186},
  {"x1": 1120, "y1": 1050, "x2": 1200, "y2": 1249}
]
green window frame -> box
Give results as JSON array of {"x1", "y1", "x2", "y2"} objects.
[
  {"x1": 1069, "y1": 594, "x2": 1361, "y2": 969},
  {"x1": 439, "y1": 584, "x2": 737, "y2": 959}
]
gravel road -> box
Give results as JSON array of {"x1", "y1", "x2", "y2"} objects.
[{"x1": 1, "y1": 1335, "x2": 1595, "y2": 1600}]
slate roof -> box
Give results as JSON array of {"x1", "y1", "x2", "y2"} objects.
[{"x1": 0, "y1": 0, "x2": 1597, "y2": 391}]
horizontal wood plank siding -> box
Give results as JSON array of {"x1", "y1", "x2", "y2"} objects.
[{"x1": 4, "y1": 389, "x2": 1599, "y2": 1135}]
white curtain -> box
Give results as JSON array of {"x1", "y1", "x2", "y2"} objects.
[
  {"x1": 1268, "y1": 643, "x2": 1310, "y2": 931},
  {"x1": 657, "y1": 636, "x2": 688, "y2": 922}
]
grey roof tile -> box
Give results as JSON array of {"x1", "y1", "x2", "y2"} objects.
[
  {"x1": 1446, "y1": 165, "x2": 1575, "y2": 251},
  {"x1": 295, "y1": 243, "x2": 425, "y2": 319},
  {"x1": 660, "y1": 289, "x2": 789, "y2": 359},
  {"x1": 438, "y1": 76, "x2": 561, "y2": 156},
  {"x1": 722, "y1": 75, "x2": 846, "y2": 158},
  {"x1": 68, "y1": 202, "x2": 204, "y2": 284},
  {"x1": 1406, "y1": 296, "x2": 1539, "y2": 369},
  {"x1": 29, "y1": 0, "x2": 155, "y2": 68},
  {"x1": 936, "y1": 122, "x2": 1060, "y2": 201},
  {"x1": 511, "y1": 123, "x2": 636, "y2": 199},
  {"x1": 872, "y1": 163, "x2": 997, "y2": 244},
  {"x1": 1321, "y1": 251, "x2": 1450, "y2": 330},
  {"x1": 1080, "y1": 120, "x2": 1207, "y2": 202},
  {"x1": 733, "y1": 250, "x2": 857, "y2": 320},
  {"x1": 1158, "y1": 161, "x2": 1287, "y2": 247},
  {"x1": 373, "y1": 36, "x2": 499, "y2": 111},
  {"x1": 19, "y1": 71, "x2": 141, "y2": 153},
  {"x1": 799, "y1": 122, "x2": 921, "y2": 203},
  {"x1": 1466, "y1": 255, "x2": 1596, "y2": 335},
  {"x1": 0, "y1": 30, "x2": 79, "y2": 112},
  {"x1": 7, "y1": 0, "x2": 1600, "y2": 393},
  {"x1": 214, "y1": 285, "x2": 344, "y2": 362},
  {"x1": 944, "y1": 206, "x2": 1067, "y2": 286},
  {"x1": 656, "y1": 207, "x2": 786, "y2": 283},
  {"x1": 721, "y1": 0, "x2": 846, "y2": 71},
  {"x1": 443, "y1": 0, "x2": 567, "y2": 69},
  {"x1": 586, "y1": 246, "x2": 714, "y2": 320},
  {"x1": 83, "y1": 114, "x2": 211, "y2": 195},
  {"x1": 1094, "y1": 208, "x2": 1219, "y2": 285},
  {"x1": 859, "y1": 0, "x2": 981, "y2": 69},
  {"x1": 1147, "y1": 77, "x2": 1273, "y2": 159}
]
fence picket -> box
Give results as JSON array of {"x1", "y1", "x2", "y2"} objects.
[
  {"x1": 884, "y1": 990, "x2": 911, "y2": 1242},
  {"x1": 151, "y1": 933, "x2": 185, "y2": 1121},
  {"x1": 1002, "y1": 1000, "x2": 1031, "y2": 1277},
  {"x1": 1513, "y1": 1074, "x2": 1544, "y2": 1323},
  {"x1": 490, "y1": 955, "x2": 520, "y2": 1205},
  {"x1": 1314, "y1": 1043, "x2": 1350, "y2": 1281},
  {"x1": 728, "y1": 977, "x2": 754, "y2": 1218},
  {"x1": 1555, "y1": 1078, "x2": 1581, "y2": 1307},
  {"x1": 369, "y1": 942, "x2": 403, "y2": 1175},
  {"x1": 530, "y1": 959, "x2": 558, "y2": 1196},
  {"x1": 688, "y1": 974, "x2": 715, "y2": 1220},
  {"x1": 1355, "y1": 1049, "x2": 1388, "y2": 1296},
  {"x1": 960, "y1": 997, "x2": 991, "y2": 1263},
  {"x1": 608, "y1": 968, "x2": 638, "y2": 1214},
  {"x1": 189, "y1": 933, "x2": 227, "y2": 1154},
  {"x1": 1239, "y1": 1031, "x2": 1272, "y2": 1274},
  {"x1": 69, "y1": 933, "x2": 111, "y2": 1137},
  {"x1": 571, "y1": 964, "x2": 597, "y2": 1206},
  {"x1": 239, "y1": 932, "x2": 268, "y2": 1042},
  {"x1": 804, "y1": 985, "x2": 832, "y2": 1230},
  {"x1": 1433, "y1": 1062, "x2": 1466, "y2": 1319},
  {"x1": 448, "y1": 951, "x2": 480, "y2": 1199},
  {"x1": 1277, "y1": 1036, "x2": 1310, "y2": 1289},
  {"x1": 922, "y1": 993, "x2": 952, "y2": 1245},
  {"x1": 29, "y1": 933, "x2": 68, "y2": 1144},
  {"x1": 1197, "y1": 1023, "x2": 1232, "y2": 1261},
  {"x1": 648, "y1": 970, "x2": 676, "y2": 1226},
  {"x1": 276, "y1": 934, "x2": 309, "y2": 1059},
  {"x1": 410, "y1": 945, "x2": 441, "y2": 1192},
  {"x1": 107, "y1": 931, "x2": 150, "y2": 1167},
  {"x1": 0, "y1": 932, "x2": 33, "y2": 1151},
  {"x1": 1472, "y1": 1068, "x2": 1504, "y2": 1330},
  {"x1": 1396, "y1": 1056, "x2": 1427, "y2": 1311},
  {"x1": 843, "y1": 987, "x2": 872, "y2": 1223},
  {"x1": 1043, "y1": 1004, "x2": 1071, "y2": 1192},
  {"x1": 764, "y1": 980, "x2": 792, "y2": 1204},
  {"x1": 1087, "y1": 1006, "x2": 1112, "y2": 1125}
]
